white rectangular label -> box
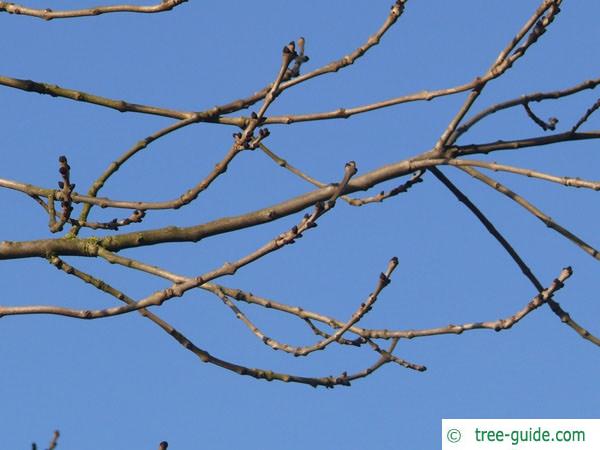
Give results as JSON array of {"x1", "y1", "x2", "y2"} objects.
[{"x1": 442, "y1": 419, "x2": 600, "y2": 450}]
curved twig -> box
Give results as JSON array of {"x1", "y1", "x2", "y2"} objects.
[{"x1": 0, "y1": 0, "x2": 187, "y2": 20}]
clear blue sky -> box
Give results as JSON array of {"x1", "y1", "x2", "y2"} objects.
[{"x1": 1, "y1": 1, "x2": 599, "y2": 449}]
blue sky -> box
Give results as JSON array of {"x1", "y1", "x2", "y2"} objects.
[{"x1": 1, "y1": 1, "x2": 599, "y2": 449}]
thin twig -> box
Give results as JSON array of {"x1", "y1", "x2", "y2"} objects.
[
  {"x1": 47, "y1": 430, "x2": 59, "y2": 450},
  {"x1": 365, "y1": 338, "x2": 426, "y2": 372},
  {"x1": 0, "y1": 0, "x2": 186, "y2": 20},
  {"x1": 46, "y1": 256, "x2": 393, "y2": 387},
  {"x1": 0, "y1": 1, "x2": 406, "y2": 123},
  {"x1": 2, "y1": 131, "x2": 599, "y2": 233},
  {"x1": 458, "y1": 165, "x2": 600, "y2": 260},
  {"x1": 431, "y1": 166, "x2": 600, "y2": 346},
  {"x1": 445, "y1": 158, "x2": 600, "y2": 191},
  {"x1": 48, "y1": 156, "x2": 74, "y2": 233},
  {"x1": 65, "y1": 236, "x2": 600, "y2": 349},
  {"x1": 453, "y1": 130, "x2": 600, "y2": 157},
  {"x1": 259, "y1": 142, "x2": 424, "y2": 206},
  {"x1": 213, "y1": 258, "x2": 398, "y2": 358},
  {"x1": 363, "y1": 267, "x2": 572, "y2": 339},
  {"x1": 5, "y1": 128, "x2": 600, "y2": 261},
  {"x1": 430, "y1": 167, "x2": 543, "y2": 291},
  {"x1": 69, "y1": 210, "x2": 145, "y2": 231},
  {"x1": 303, "y1": 318, "x2": 365, "y2": 347},
  {"x1": 434, "y1": 0, "x2": 562, "y2": 153},
  {"x1": 100, "y1": 40, "x2": 295, "y2": 215},
  {"x1": 0, "y1": 163, "x2": 358, "y2": 319},
  {"x1": 571, "y1": 98, "x2": 600, "y2": 133},
  {"x1": 522, "y1": 102, "x2": 558, "y2": 131},
  {"x1": 291, "y1": 257, "x2": 398, "y2": 357},
  {"x1": 69, "y1": 116, "x2": 199, "y2": 237},
  {"x1": 456, "y1": 78, "x2": 600, "y2": 139}
]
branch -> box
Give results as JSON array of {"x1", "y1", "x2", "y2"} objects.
[
  {"x1": 432, "y1": 166, "x2": 600, "y2": 346},
  {"x1": 522, "y1": 102, "x2": 558, "y2": 131},
  {"x1": 0, "y1": 1, "x2": 405, "y2": 123},
  {"x1": 44, "y1": 254, "x2": 406, "y2": 388},
  {"x1": 47, "y1": 430, "x2": 59, "y2": 450},
  {"x1": 455, "y1": 78, "x2": 600, "y2": 139},
  {"x1": 0, "y1": 0, "x2": 187, "y2": 20},
  {"x1": 69, "y1": 116, "x2": 199, "y2": 237},
  {"x1": 458, "y1": 165, "x2": 600, "y2": 261},
  {"x1": 1, "y1": 162, "x2": 357, "y2": 319},
  {"x1": 0, "y1": 74, "x2": 195, "y2": 120},
  {"x1": 132, "y1": 40, "x2": 295, "y2": 211},
  {"x1": 291, "y1": 257, "x2": 398, "y2": 357},
  {"x1": 255, "y1": 0, "x2": 407, "y2": 107},
  {"x1": 76, "y1": 243, "x2": 384, "y2": 350},
  {"x1": 48, "y1": 156, "x2": 74, "y2": 233},
  {"x1": 1, "y1": 42, "x2": 297, "y2": 231},
  {"x1": 429, "y1": 167, "x2": 543, "y2": 291},
  {"x1": 445, "y1": 158, "x2": 600, "y2": 191},
  {"x1": 431, "y1": 166, "x2": 600, "y2": 347},
  {"x1": 59, "y1": 238, "x2": 596, "y2": 351},
  {"x1": 141, "y1": 297, "x2": 400, "y2": 388},
  {"x1": 363, "y1": 267, "x2": 572, "y2": 339},
  {"x1": 177, "y1": 0, "x2": 409, "y2": 124},
  {"x1": 302, "y1": 319, "x2": 427, "y2": 371},
  {"x1": 4, "y1": 126, "x2": 596, "y2": 223},
  {"x1": 213, "y1": 257, "x2": 398, "y2": 358},
  {"x1": 453, "y1": 130, "x2": 600, "y2": 157},
  {"x1": 216, "y1": 267, "x2": 577, "y2": 344},
  {"x1": 571, "y1": 97, "x2": 600, "y2": 133},
  {"x1": 434, "y1": 0, "x2": 562, "y2": 153},
  {"x1": 259, "y1": 142, "x2": 424, "y2": 206},
  {"x1": 303, "y1": 318, "x2": 366, "y2": 347},
  {"x1": 254, "y1": 79, "x2": 503, "y2": 126},
  {"x1": 365, "y1": 338, "x2": 426, "y2": 372},
  {"x1": 6, "y1": 128, "x2": 600, "y2": 260},
  {"x1": 47, "y1": 202, "x2": 145, "y2": 231}
]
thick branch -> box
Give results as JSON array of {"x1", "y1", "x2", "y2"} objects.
[{"x1": 5, "y1": 128, "x2": 600, "y2": 260}]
